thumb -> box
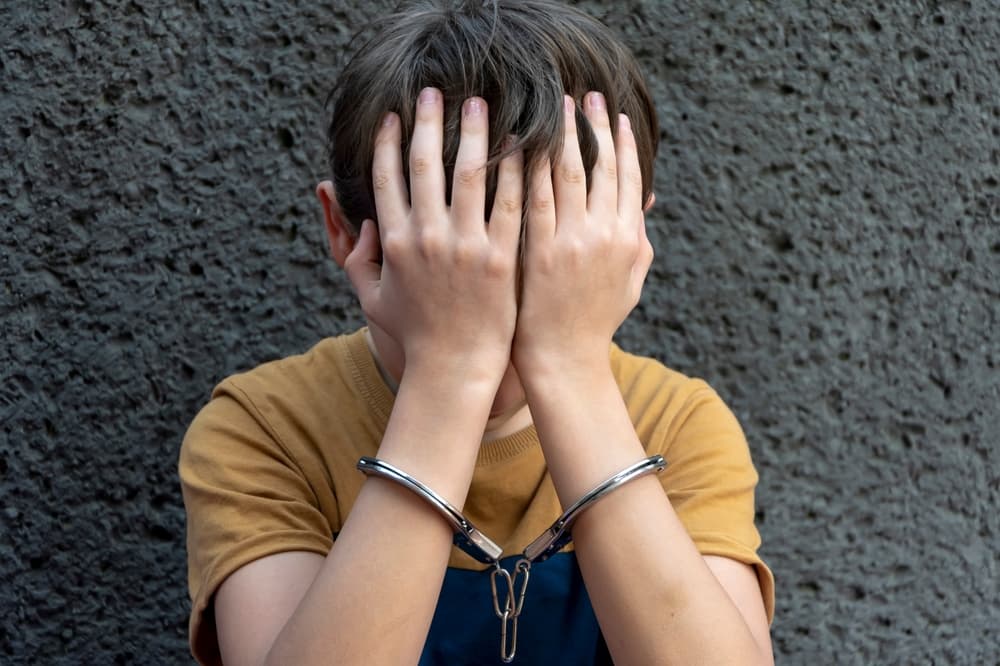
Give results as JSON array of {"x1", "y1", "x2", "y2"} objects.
[
  {"x1": 629, "y1": 215, "x2": 654, "y2": 304},
  {"x1": 343, "y1": 219, "x2": 382, "y2": 307}
]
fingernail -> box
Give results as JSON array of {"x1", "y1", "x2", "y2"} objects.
[
  {"x1": 564, "y1": 95, "x2": 575, "y2": 114},
  {"x1": 382, "y1": 112, "x2": 396, "y2": 127},
  {"x1": 464, "y1": 97, "x2": 483, "y2": 116},
  {"x1": 419, "y1": 87, "x2": 439, "y2": 105},
  {"x1": 589, "y1": 92, "x2": 606, "y2": 110},
  {"x1": 619, "y1": 113, "x2": 631, "y2": 130}
]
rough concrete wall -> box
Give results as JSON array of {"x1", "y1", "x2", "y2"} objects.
[{"x1": 1, "y1": 0, "x2": 997, "y2": 663}]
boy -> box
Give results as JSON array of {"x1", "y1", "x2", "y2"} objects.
[{"x1": 180, "y1": 1, "x2": 774, "y2": 664}]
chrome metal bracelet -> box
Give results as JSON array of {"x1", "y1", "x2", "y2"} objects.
[
  {"x1": 523, "y1": 454, "x2": 667, "y2": 562},
  {"x1": 356, "y1": 456, "x2": 503, "y2": 564}
]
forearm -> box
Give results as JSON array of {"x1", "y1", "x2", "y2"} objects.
[
  {"x1": 522, "y1": 361, "x2": 771, "y2": 666},
  {"x1": 265, "y1": 363, "x2": 498, "y2": 666}
]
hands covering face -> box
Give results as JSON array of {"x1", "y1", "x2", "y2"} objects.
[{"x1": 341, "y1": 87, "x2": 653, "y2": 379}]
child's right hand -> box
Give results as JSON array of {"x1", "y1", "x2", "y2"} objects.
[{"x1": 342, "y1": 88, "x2": 523, "y2": 382}]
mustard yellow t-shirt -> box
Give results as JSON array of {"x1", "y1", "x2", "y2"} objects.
[{"x1": 179, "y1": 328, "x2": 774, "y2": 665}]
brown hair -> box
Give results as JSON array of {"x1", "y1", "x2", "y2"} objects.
[{"x1": 326, "y1": 0, "x2": 658, "y2": 233}]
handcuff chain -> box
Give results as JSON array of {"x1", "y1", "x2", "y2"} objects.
[{"x1": 490, "y1": 558, "x2": 532, "y2": 663}]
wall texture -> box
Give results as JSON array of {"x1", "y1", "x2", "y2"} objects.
[{"x1": 2, "y1": 1, "x2": 997, "y2": 663}]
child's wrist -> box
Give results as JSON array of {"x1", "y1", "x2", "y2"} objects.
[
  {"x1": 401, "y1": 351, "x2": 508, "y2": 397},
  {"x1": 516, "y1": 347, "x2": 614, "y2": 393}
]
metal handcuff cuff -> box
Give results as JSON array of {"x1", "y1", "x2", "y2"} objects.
[{"x1": 357, "y1": 454, "x2": 667, "y2": 663}]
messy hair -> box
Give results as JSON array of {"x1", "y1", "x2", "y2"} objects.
[{"x1": 326, "y1": 0, "x2": 658, "y2": 233}]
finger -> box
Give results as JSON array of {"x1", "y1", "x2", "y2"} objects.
[
  {"x1": 488, "y1": 137, "x2": 524, "y2": 253},
  {"x1": 409, "y1": 87, "x2": 447, "y2": 223},
  {"x1": 451, "y1": 97, "x2": 490, "y2": 235},
  {"x1": 616, "y1": 113, "x2": 644, "y2": 227},
  {"x1": 343, "y1": 219, "x2": 382, "y2": 311},
  {"x1": 553, "y1": 95, "x2": 587, "y2": 231},
  {"x1": 371, "y1": 112, "x2": 409, "y2": 233},
  {"x1": 526, "y1": 157, "x2": 556, "y2": 244},
  {"x1": 583, "y1": 91, "x2": 617, "y2": 213}
]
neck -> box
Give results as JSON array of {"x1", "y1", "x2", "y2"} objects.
[
  {"x1": 365, "y1": 329, "x2": 400, "y2": 393},
  {"x1": 483, "y1": 401, "x2": 532, "y2": 442}
]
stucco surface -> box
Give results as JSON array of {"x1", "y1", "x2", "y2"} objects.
[{"x1": 2, "y1": 1, "x2": 997, "y2": 663}]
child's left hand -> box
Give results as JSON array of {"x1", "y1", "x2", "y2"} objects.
[{"x1": 512, "y1": 92, "x2": 653, "y2": 378}]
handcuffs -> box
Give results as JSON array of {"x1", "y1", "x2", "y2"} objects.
[{"x1": 357, "y1": 454, "x2": 667, "y2": 662}]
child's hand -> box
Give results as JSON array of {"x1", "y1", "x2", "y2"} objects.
[
  {"x1": 343, "y1": 88, "x2": 523, "y2": 380},
  {"x1": 513, "y1": 92, "x2": 653, "y2": 377}
]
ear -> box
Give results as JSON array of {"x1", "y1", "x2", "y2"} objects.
[
  {"x1": 643, "y1": 192, "x2": 656, "y2": 212},
  {"x1": 316, "y1": 180, "x2": 356, "y2": 268}
]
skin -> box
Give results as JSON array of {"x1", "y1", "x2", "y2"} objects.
[{"x1": 213, "y1": 88, "x2": 773, "y2": 665}]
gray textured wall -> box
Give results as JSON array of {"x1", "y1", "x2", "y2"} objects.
[{"x1": 2, "y1": 0, "x2": 997, "y2": 663}]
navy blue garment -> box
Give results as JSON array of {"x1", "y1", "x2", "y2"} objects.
[{"x1": 420, "y1": 552, "x2": 613, "y2": 665}]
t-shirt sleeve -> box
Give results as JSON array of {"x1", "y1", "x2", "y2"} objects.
[
  {"x1": 657, "y1": 381, "x2": 775, "y2": 624},
  {"x1": 178, "y1": 380, "x2": 334, "y2": 666}
]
